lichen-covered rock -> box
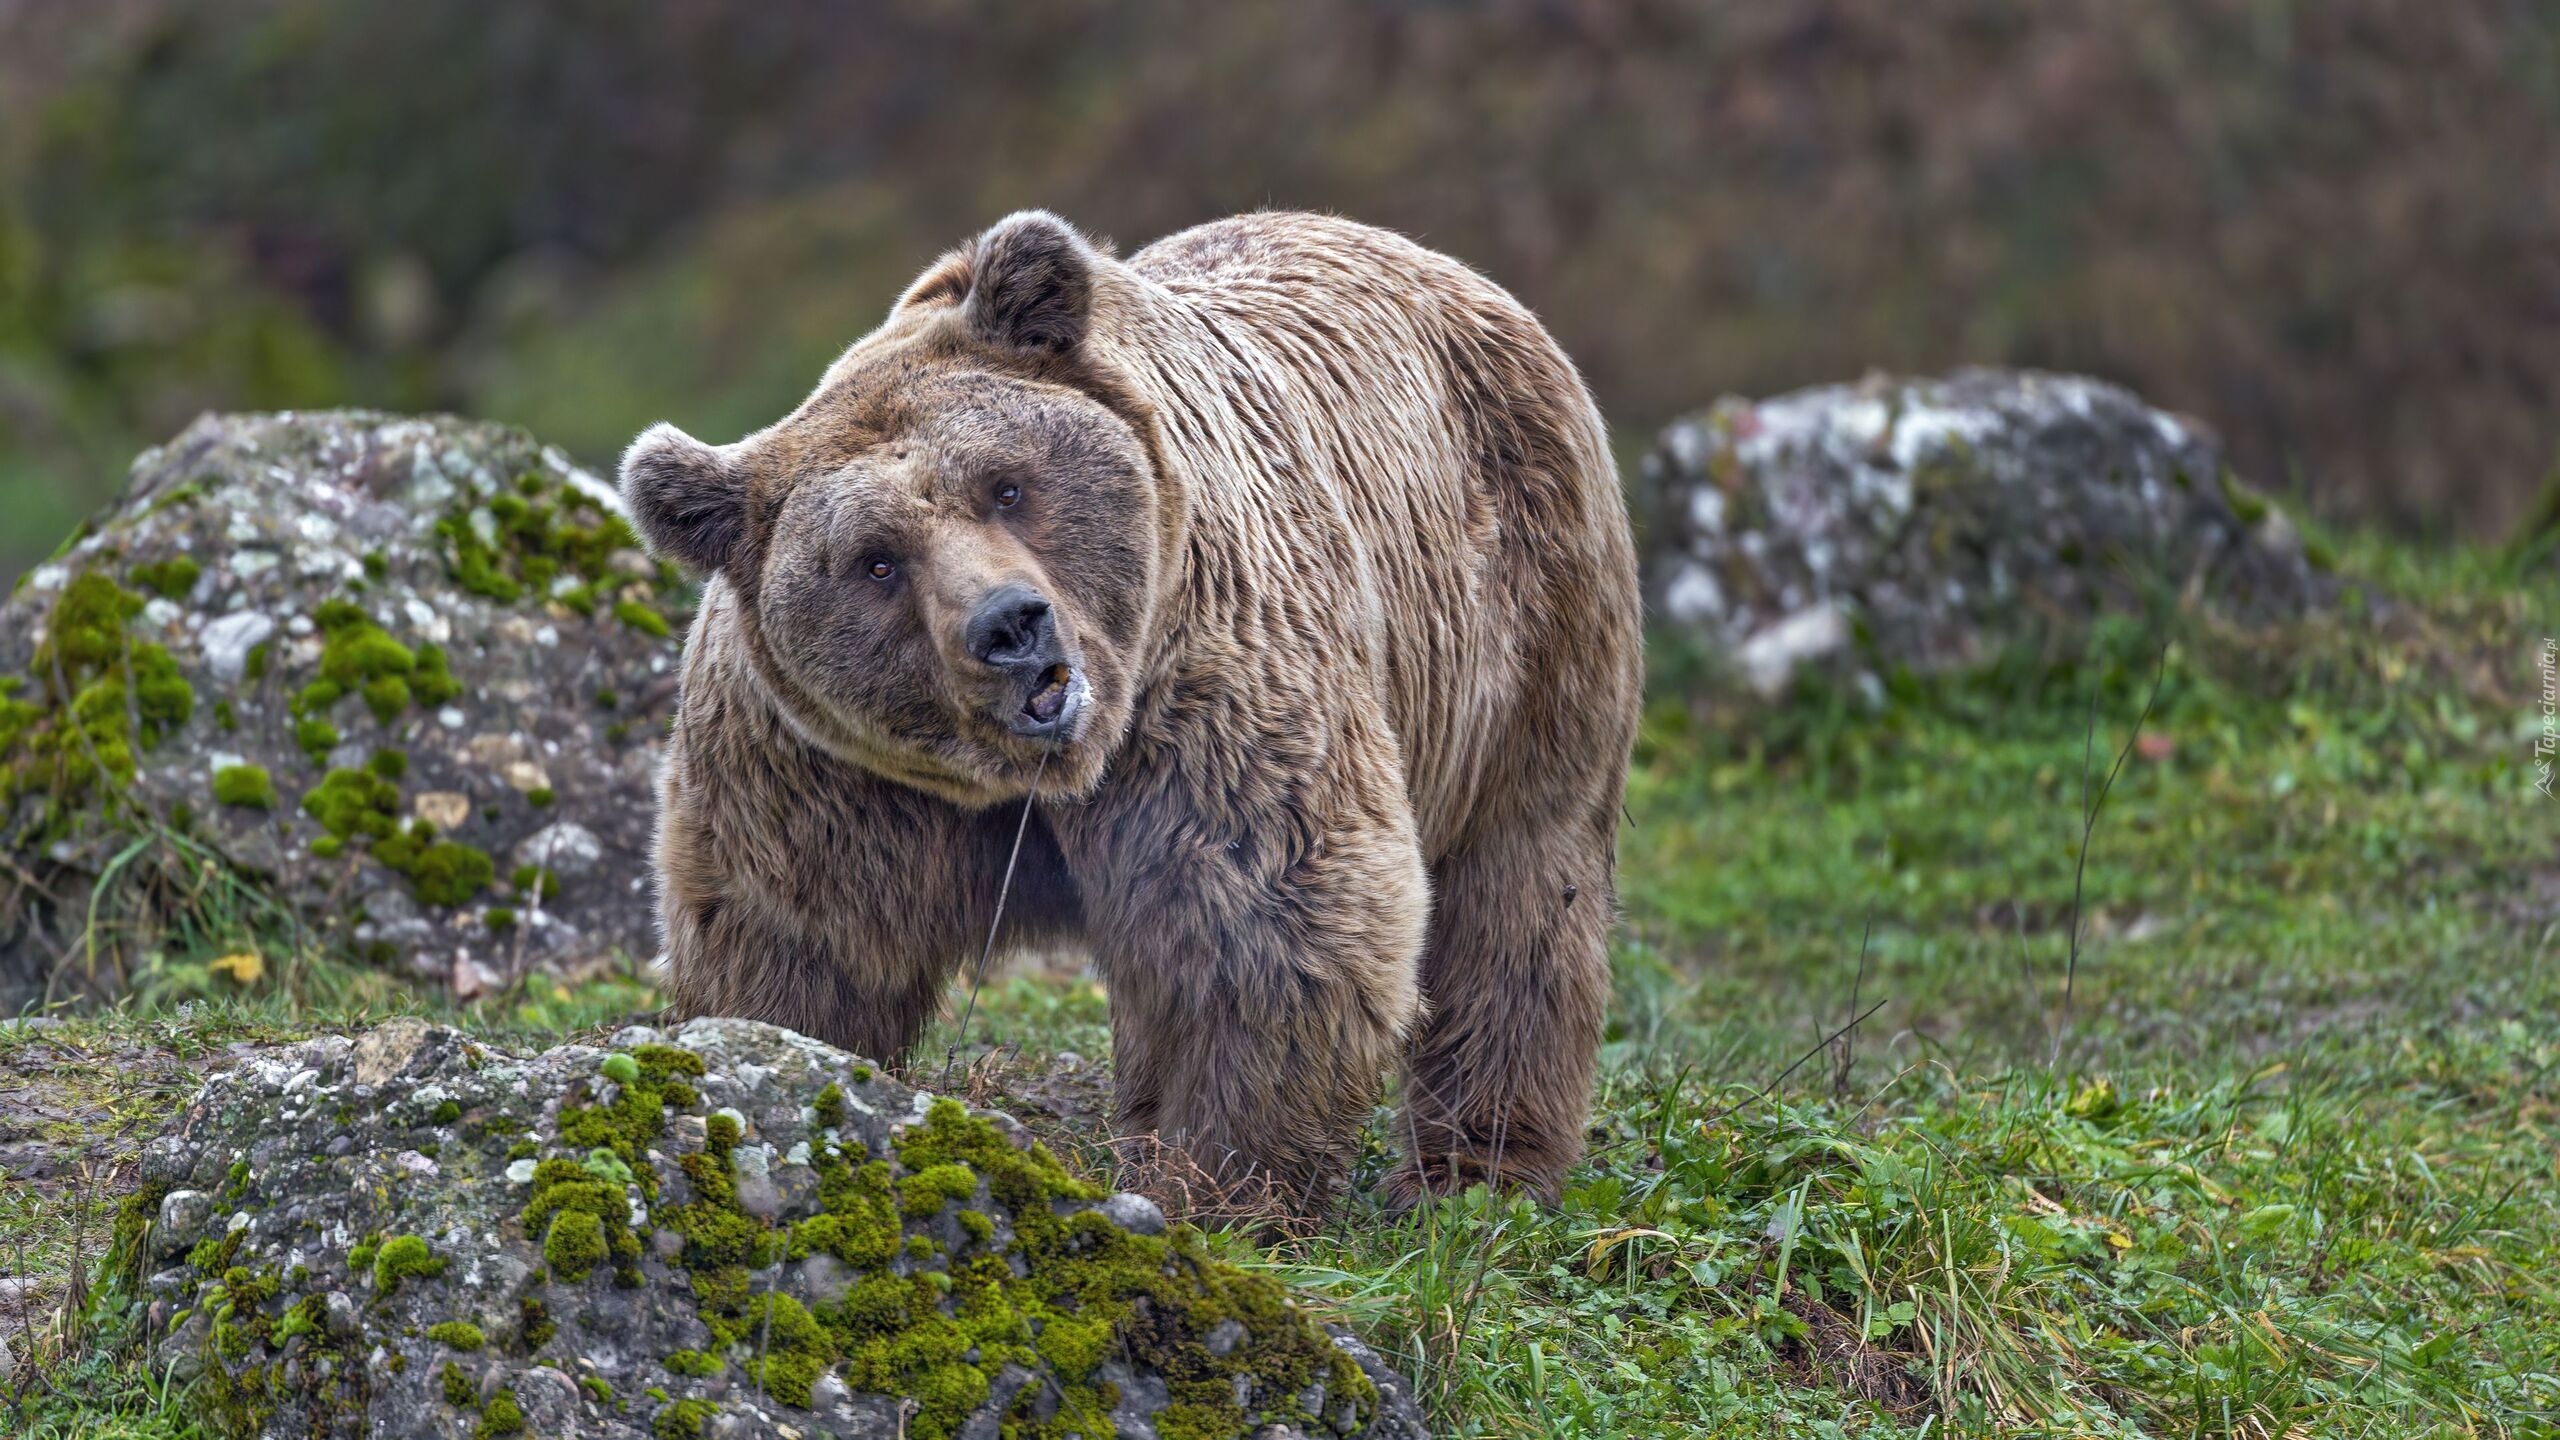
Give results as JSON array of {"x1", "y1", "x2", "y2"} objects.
[
  {"x1": 1642, "y1": 369, "x2": 2332, "y2": 696},
  {"x1": 0, "y1": 411, "x2": 687, "y2": 1007},
  {"x1": 109, "y1": 1017, "x2": 1426, "y2": 1440}
]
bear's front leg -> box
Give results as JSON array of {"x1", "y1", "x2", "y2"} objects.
[
  {"x1": 652, "y1": 667, "x2": 1074, "y2": 1067},
  {"x1": 1057, "y1": 724, "x2": 1426, "y2": 1210}
]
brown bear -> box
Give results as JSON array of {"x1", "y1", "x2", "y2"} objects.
[{"x1": 619, "y1": 210, "x2": 1640, "y2": 1208}]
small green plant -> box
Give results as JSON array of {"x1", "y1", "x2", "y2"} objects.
[
  {"x1": 372, "y1": 1234, "x2": 444, "y2": 1296},
  {"x1": 131, "y1": 555, "x2": 201, "y2": 599},
  {"x1": 212, "y1": 763, "x2": 274, "y2": 809},
  {"x1": 612, "y1": 598, "x2": 672, "y2": 639},
  {"x1": 476, "y1": 1388, "x2": 525, "y2": 1437}
]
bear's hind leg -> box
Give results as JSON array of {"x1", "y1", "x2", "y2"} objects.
[{"x1": 1389, "y1": 808, "x2": 1615, "y2": 1206}]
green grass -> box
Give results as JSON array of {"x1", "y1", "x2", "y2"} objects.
[{"x1": 7, "y1": 535, "x2": 2555, "y2": 1436}]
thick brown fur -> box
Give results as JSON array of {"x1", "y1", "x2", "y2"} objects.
[{"x1": 623, "y1": 210, "x2": 1640, "y2": 1209}]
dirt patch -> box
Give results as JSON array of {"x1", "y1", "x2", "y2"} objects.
[{"x1": 1781, "y1": 1292, "x2": 1932, "y2": 1417}]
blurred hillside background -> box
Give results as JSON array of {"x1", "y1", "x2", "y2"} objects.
[{"x1": 4, "y1": 0, "x2": 2557, "y2": 583}]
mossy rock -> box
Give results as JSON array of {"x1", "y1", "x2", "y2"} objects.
[
  {"x1": 0, "y1": 411, "x2": 691, "y2": 1008},
  {"x1": 1642, "y1": 368, "x2": 2337, "y2": 698},
  {"x1": 120, "y1": 1016, "x2": 1426, "y2": 1440}
]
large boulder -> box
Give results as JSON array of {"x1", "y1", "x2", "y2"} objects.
[
  {"x1": 1641, "y1": 369, "x2": 2332, "y2": 696},
  {"x1": 110, "y1": 1017, "x2": 1426, "y2": 1440},
  {"x1": 0, "y1": 412, "x2": 687, "y2": 1008}
]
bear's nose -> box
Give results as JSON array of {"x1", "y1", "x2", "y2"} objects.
[{"x1": 965, "y1": 584, "x2": 1055, "y2": 668}]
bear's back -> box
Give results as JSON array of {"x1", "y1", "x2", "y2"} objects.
[{"x1": 1124, "y1": 213, "x2": 1639, "y2": 856}]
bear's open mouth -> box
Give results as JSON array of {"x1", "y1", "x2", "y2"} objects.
[{"x1": 1022, "y1": 664, "x2": 1072, "y2": 726}]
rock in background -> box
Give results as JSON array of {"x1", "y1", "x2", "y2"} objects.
[
  {"x1": 1641, "y1": 369, "x2": 2333, "y2": 697},
  {"x1": 0, "y1": 412, "x2": 687, "y2": 1009},
  {"x1": 112, "y1": 1016, "x2": 1426, "y2": 1440}
]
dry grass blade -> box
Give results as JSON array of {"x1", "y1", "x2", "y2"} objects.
[{"x1": 939, "y1": 749, "x2": 1049, "y2": 1092}]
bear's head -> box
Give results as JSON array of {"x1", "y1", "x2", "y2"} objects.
[{"x1": 618, "y1": 212, "x2": 1167, "y2": 806}]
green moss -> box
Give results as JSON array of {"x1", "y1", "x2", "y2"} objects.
[
  {"x1": 604, "y1": 721, "x2": 631, "y2": 744},
  {"x1": 372, "y1": 1234, "x2": 445, "y2": 1296},
  {"x1": 511, "y1": 864, "x2": 562, "y2": 900},
  {"x1": 812, "y1": 1100, "x2": 1375, "y2": 1440},
  {"x1": 526, "y1": 786, "x2": 555, "y2": 807},
  {"x1": 525, "y1": 1050, "x2": 693, "y2": 1288},
  {"x1": 898, "y1": 1162, "x2": 980, "y2": 1219},
  {"x1": 362, "y1": 674, "x2": 411, "y2": 722},
  {"x1": 662, "y1": 1348, "x2": 722, "y2": 1377},
  {"x1": 346, "y1": 1240, "x2": 378, "y2": 1276},
  {"x1": 189, "y1": 1227, "x2": 243, "y2": 1276},
  {"x1": 432, "y1": 1099, "x2": 463, "y2": 1124},
  {"x1": 437, "y1": 480, "x2": 647, "y2": 617},
  {"x1": 486, "y1": 906, "x2": 517, "y2": 931},
  {"x1": 213, "y1": 697, "x2": 236, "y2": 730},
  {"x1": 612, "y1": 598, "x2": 673, "y2": 639},
  {"x1": 2218, "y1": 468, "x2": 2272, "y2": 525},
  {"x1": 362, "y1": 550, "x2": 389, "y2": 581},
  {"x1": 579, "y1": 1375, "x2": 613, "y2": 1403},
  {"x1": 518, "y1": 1294, "x2": 557, "y2": 1350},
  {"x1": 652, "y1": 1397, "x2": 716, "y2": 1440},
  {"x1": 1156, "y1": 1402, "x2": 1245, "y2": 1440},
  {"x1": 105, "y1": 1181, "x2": 171, "y2": 1302},
  {"x1": 442, "y1": 1361, "x2": 476, "y2": 1407},
  {"x1": 375, "y1": 821, "x2": 494, "y2": 906},
  {"x1": 37, "y1": 570, "x2": 145, "y2": 677},
  {"x1": 427, "y1": 1320, "x2": 486, "y2": 1350},
  {"x1": 740, "y1": 1293, "x2": 830, "y2": 1405},
  {"x1": 294, "y1": 715, "x2": 341, "y2": 763},
  {"x1": 600, "y1": 1053, "x2": 641, "y2": 1085},
  {"x1": 1, "y1": 571, "x2": 196, "y2": 812},
  {"x1": 301, "y1": 767, "x2": 399, "y2": 840},
  {"x1": 212, "y1": 763, "x2": 274, "y2": 809},
  {"x1": 582, "y1": 1148, "x2": 635, "y2": 1187},
  {"x1": 144, "y1": 480, "x2": 206, "y2": 516},
  {"x1": 413, "y1": 644, "x2": 464, "y2": 705},
  {"x1": 243, "y1": 640, "x2": 271, "y2": 682},
  {"x1": 367, "y1": 746, "x2": 407, "y2": 780},
  {"x1": 310, "y1": 835, "x2": 345, "y2": 859},
  {"x1": 475, "y1": 1388, "x2": 525, "y2": 1437},
  {"x1": 274, "y1": 1295, "x2": 322, "y2": 1341},
  {"x1": 132, "y1": 555, "x2": 201, "y2": 599},
  {"x1": 290, "y1": 599, "x2": 424, "y2": 734},
  {"x1": 506, "y1": 1138, "x2": 539, "y2": 1162},
  {"x1": 542, "y1": 1208, "x2": 608, "y2": 1282},
  {"x1": 812, "y1": 1083, "x2": 846, "y2": 1129}
]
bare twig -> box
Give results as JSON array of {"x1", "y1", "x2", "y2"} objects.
[
  {"x1": 2051, "y1": 645, "x2": 2168, "y2": 1067},
  {"x1": 1698, "y1": 997, "x2": 1891, "y2": 1132},
  {"x1": 1832, "y1": 915, "x2": 1874, "y2": 1100},
  {"x1": 939, "y1": 749, "x2": 1050, "y2": 1091}
]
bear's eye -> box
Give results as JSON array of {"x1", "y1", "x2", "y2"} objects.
[
  {"x1": 865, "y1": 557, "x2": 896, "y2": 582},
  {"x1": 993, "y1": 482, "x2": 1022, "y2": 509}
]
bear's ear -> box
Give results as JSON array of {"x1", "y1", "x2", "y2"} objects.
[
  {"x1": 620, "y1": 422, "x2": 746, "y2": 574},
  {"x1": 961, "y1": 211, "x2": 1098, "y2": 355}
]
